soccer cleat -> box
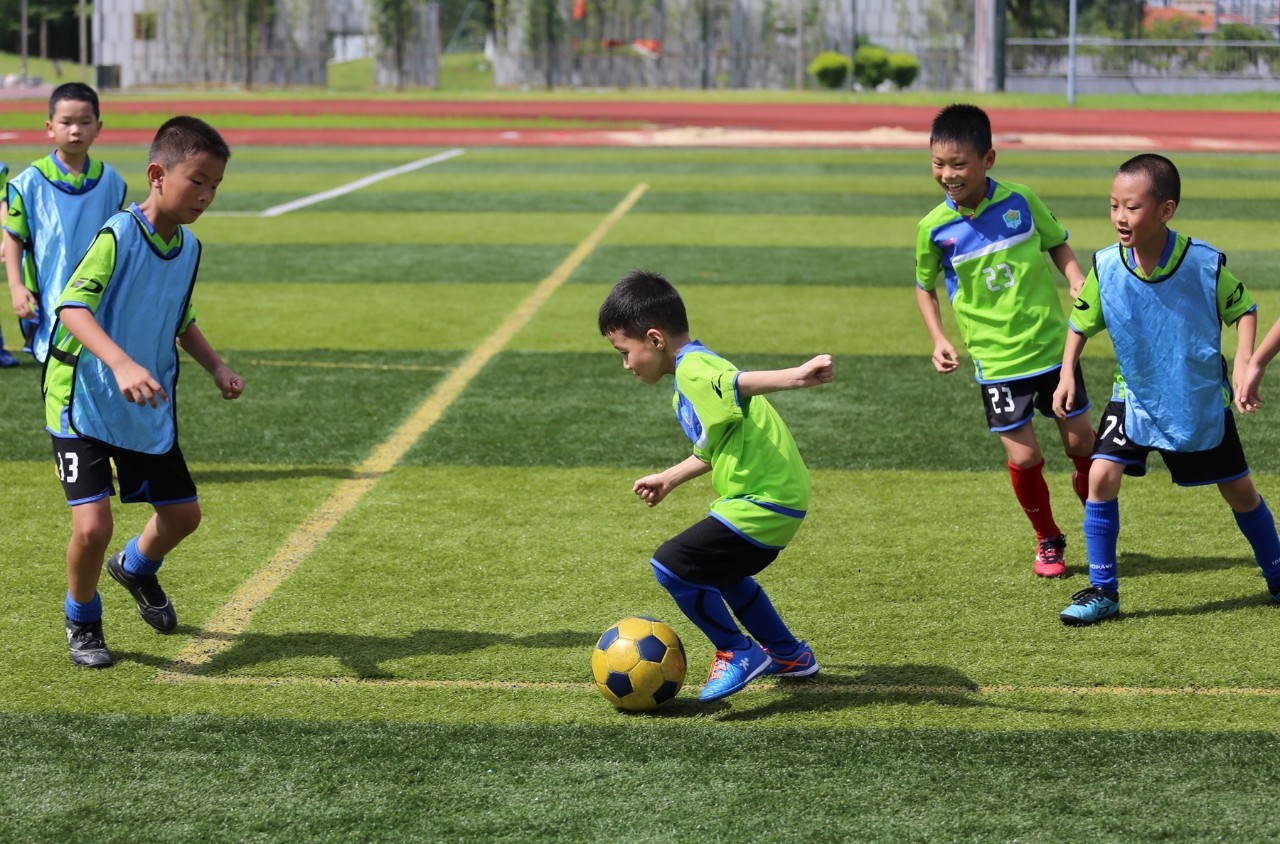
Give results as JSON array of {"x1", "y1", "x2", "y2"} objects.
[
  {"x1": 1034, "y1": 534, "x2": 1069, "y2": 578},
  {"x1": 65, "y1": 617, "x2": 113, "y2": 668},
  {"x1": 107, "y1": 550, "x2": 178, "y2": 633},
  {"x1": 764, "y1": 641, "x2": 819, "y2": 678},
  {"x1": 1060, "y1": 586, "x2": 1120, "y2": 626},
  {"x1": 1071, "y1": 470, "x2": 1088, "y2": 506},
  {"x1": 0, "y1": 348, "x2": 19, "y2": 368},
  {"x1": 699, "y1": 640, "x2": 772, "y2": 702}
]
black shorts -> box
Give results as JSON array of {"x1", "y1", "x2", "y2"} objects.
[
  {"x1": 981, "y1": 364, "x2": 1090, "y2": 432},
  {"x1": 1092, "y1": 400, "x2": 1249, "y2": 486},
  {"x1": 653, "y1": 517, "x2": 780, "y2": 589},
  {"x1": 51, "y1": 436, "x2": 198, "y2": 506}
]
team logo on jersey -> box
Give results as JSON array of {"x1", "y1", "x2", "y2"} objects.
[{"x1": 1002, "y1": 209, "x2": 1022, "y2": 230}]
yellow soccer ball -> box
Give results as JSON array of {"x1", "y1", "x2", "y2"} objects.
[{"x1": 591, "y1": 616, "x2": 687, "y2": 711}]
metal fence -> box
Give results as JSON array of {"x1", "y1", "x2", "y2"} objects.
[{"x1": 1007, "y1": 37, "x2": 1280, "y2": 94}]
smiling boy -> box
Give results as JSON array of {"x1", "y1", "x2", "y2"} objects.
[{"x1": 1052, "y1": 153, "x2": 1280, "y2": 624}]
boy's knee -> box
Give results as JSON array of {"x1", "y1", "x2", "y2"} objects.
[
  {"x1": 159, "y1": 503, "x2": 202, "y2": 538},
  {"x1": 71, "y1": 517, "x2": 113, "y2": 553}
]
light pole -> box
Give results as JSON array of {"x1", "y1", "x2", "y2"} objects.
[{"x1": 1067, "y1": 0, "x2": 1078, "y2": 105}]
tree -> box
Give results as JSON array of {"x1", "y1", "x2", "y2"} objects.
[{"x1": 1007, "y1": 0, "x2": 1142, "y2": 39}]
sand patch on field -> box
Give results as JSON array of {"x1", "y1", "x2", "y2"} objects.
[{"x1": 605, "y1": 125, "x2": 1159, "y2": 150}]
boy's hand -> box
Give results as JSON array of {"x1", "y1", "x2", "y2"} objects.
[
  {"x1": 931, "y1": 341, "x2": 959, "y2": 374},
  {"x1": 1239, "y1": 361, "x2": 1266, "y2": 413},
  {"x1": 10, "y1": 287, "x2": 36, "y2": 319},
  {"x1": 213, "y1": 365, "x2": 245, "y2": 400},
  {"x1": 795, "y1": 354, "x2": 835, "y2": 387},
  {"x1": 113, "y1": 360, "x2": 168, "y2": 408},
  {"x1": 633, "y1": 473, "x2": 674, "y2": 508},
  {"x1": 1051, "y1": 375, "x2": 1076, "y2": 419}
]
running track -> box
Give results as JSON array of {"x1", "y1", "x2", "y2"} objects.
[{"x1": 1, "y1": 99, "x2": 1278, "y2": 151}]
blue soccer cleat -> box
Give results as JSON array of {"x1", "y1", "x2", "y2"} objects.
[
  {"x1": 699, "y1": 640, "x2": 771, "y2": 702},
  {"x1": 1060, "y1": 586, "x2": 1120, "y2": 626},
  {"x1": 0, "y1": 348, "x2": 19, "y2": 368},
  {"x1": 764, "y1": 641, "x2": 820, "y2": 678}
]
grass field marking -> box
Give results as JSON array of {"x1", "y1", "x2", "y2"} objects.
[
  {"x1": 159, "y1": 673, "x2": 1280, "y2": 699},
  {"x1": 239, "y1": 358, "x2": 450, "y2": 373},
  {"x1": 158, "y1": 182, "x2": 649, "y2": 683},
  {"x1": 258, "y1": 148, "x2": 466, "y2": 217}
]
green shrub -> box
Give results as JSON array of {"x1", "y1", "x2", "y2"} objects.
[
  {"x1": 886, "y1": 52, "x2": 920, "y2": 89},
  {"x1": 854, "y1": 45, "x2": 890, "y2": 89},
  {"x1": 807, "y1": 50, "x2": 853, "y2": 89}
]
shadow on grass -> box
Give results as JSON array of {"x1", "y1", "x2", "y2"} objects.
[
  {"x1": 713, "y1": 663, "x2": 1076, "y2": 721},
  {"x1": 1118, "y1": 553, "x2": 1248, "y2": 579},
  {"x1": 190, "y1": 627, "x2": 593, "y2": 678},
  {"x1": 1120, "y1": 592, "x2": 1278, "y2": 621}
]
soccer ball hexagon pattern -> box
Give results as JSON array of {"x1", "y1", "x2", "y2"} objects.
[{"x1": 591, "y1": 616, "x2": 687, "y2": 711}]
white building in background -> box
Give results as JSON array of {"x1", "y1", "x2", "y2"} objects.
[{"x1": 93, "y1": 0, "x2": 372, "y2": 89}]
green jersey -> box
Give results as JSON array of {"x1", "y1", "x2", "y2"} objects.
[
  {"x1": 673, "y1": 342, "x2": 809, "y2": 549},
  {"x1": 916, "y1": 179, "x2": 1071, "y2": 383}
]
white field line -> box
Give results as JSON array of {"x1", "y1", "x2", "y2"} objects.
[
  {"x1": 259, "y1": 148, "x2": 466, "y2": 217},
  {"x1": 157, "y1": 182, "x2": 650, "y2": 684}
]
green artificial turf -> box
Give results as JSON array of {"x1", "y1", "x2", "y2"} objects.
[{"x1": 3, "y1": 143, "x2": 1280, "y2": 842}]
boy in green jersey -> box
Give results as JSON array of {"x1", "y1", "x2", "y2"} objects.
[
  {"x1": 914, "y1": 104, "x2": 1095, "y2": 578},
  {"x1": 1053, "y1": 154, "x2": 1280, "y2": 625},
  {"x1": 599, "y1": 270, "x2": 834, "y2": 702}
]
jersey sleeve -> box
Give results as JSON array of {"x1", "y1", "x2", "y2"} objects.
[
  {"x1": 56, "y1": 229, "x2": 117, "y2": 314},
  {"x1": 677, "y1": 355, "x2": 744, "y2": 439},
  {"x1": 1217, "y1": 260, "x2": 1256, "y2": 325},
  {"x1": 4, "y1": 183, "x2": 29, "y2": 243},
  {"x1": 914, "y1": 219, "x2": 942, "y2": 290},
  {"x1": 1068, "y1": 266, "x2": 1105, "y2": 337},
  {"x1": 1023, "y1": 187, "x2": 1068, "y2": 251}
]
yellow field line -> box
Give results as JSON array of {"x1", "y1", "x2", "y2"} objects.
[
  {"x1": 157, "y1": 673, "x2": 1280, "y2": 698},
  {"x1": 238, "y1": 358, "x2": 449, "y2": 373},
  {"x1": 159, "y1": 182, "x2": 649, "y2": 683}
]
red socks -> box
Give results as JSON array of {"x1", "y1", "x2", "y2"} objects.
[
  {"x1": 1008, "y1": 460, "x2": 1060, "y2": 539},
  {"x1": 1069, "y1": 453, "x2": 1092, "y2": 504}
]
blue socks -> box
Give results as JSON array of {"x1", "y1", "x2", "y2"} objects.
[
  {"x1": 1234, "y1": 497, "x2": 1280, "y2": 592},
  {"x1": 123, "y1": 536, "x2": 163, "y2": 577},
  {"x1": 650, "y1": 560, "x2": 750, "y2": 652},
  {"x1": 720, "y1": 576, "x2": 799, "y2": 653},
  {"x1": 65, "y1": 591, "x2": 102, "y2": 623},
  {"x1": 1083, "y1": 499, "x2": 1120, "y2": 593}
]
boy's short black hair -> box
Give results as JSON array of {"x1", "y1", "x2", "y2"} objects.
[
  {"x1": 930, "y1": 104, "x2": 992, "y2": 156},
  {"x1": 598, "y1": 270, "x2": 689, "y2": 339},
  {"x1": 149, "y1": 116, "x2": 231, "y2": 169},
  {"x1": 1117, "y1": 153, "x2": 1180, "y2": 205},
  {"x1": 49, "y1": 82, "x2": 100, "y2": 119}
]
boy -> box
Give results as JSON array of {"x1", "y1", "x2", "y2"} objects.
[
  {"x1": 915, "y1": 103, "x2": 1095, "y2": 578},
  {"x1": 1052, "y1": 153, "x2": 1280, "y2": 625},
  {"x1": 599, "y1": 270, "x2": 833, "y2": 702},
  {"x1": 0, "y1": 158, "x2": 13, "y2": 367},
  {"x1": 48, "y1": 116, "x2": 243, "y2": 667},
  {"x1": 5, "y1": 82, "x2": 127, "y2": 365}
]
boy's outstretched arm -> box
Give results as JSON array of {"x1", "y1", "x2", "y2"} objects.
[
  {"x1": 1241, "y1": 314, "x2": 1280, "y2": 412},
  {"x1": 633, "y1": 454, "x2": 711, "y2": 508},
  {"x1": 1052, "y1": 331, "x2": 1088, "y2": 419},
  {"x1": 178, "y1": 323, "x2": 244, "y2": 400},
  {"x1": 913, "y1": 286, "x2": 959, "y2": 374},
  {"x1": 736, "y1": 354, "x2": 834, "y2": 397},
  {"x1": 1048, "y1": 242, "x2": 1087, "y2": 300},
  {"x1": 59, "y1": 306, "x2": 168, "y2": 407}
]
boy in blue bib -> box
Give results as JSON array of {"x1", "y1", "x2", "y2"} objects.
[
  {"x1": 1053, "y1": 154, "x2": 1280, "y2": 625},
  {"x1": 45, "y1": 117, "x2": 244, "y2": 667},
  {"x1": 0, "y1": 157, "x2": 12, "y2": 367},
  {"x1": 4, "y1": 83, "x2": 127, "y2": 365}
]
